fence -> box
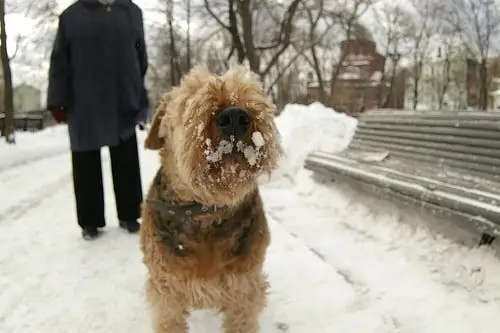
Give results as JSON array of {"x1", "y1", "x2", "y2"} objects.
[{"x1": 0, "y1": 112, "x2": 46, "y2": 135}]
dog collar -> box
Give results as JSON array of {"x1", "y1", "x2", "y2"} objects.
[{"x1": 146, "y1": 199, "x2": 227, "y2": 217}]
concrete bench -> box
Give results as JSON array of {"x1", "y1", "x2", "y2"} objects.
[{"x1": 305, "y1": 109, "x2": 500, "y2": 246}]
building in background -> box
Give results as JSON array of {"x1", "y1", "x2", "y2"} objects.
[
  {"x1": 488, "y1": 77, "x2": 500, "y2": 109},
  {"x1": 403, "y1": 45, "x2": 470, "y2": 111},
  {"x1": 0, "y1": 64, "x2": 42, "y2": 114},
  {"x1": 306, "y1": 37, "x2": 406, "y2": 116},
  {"x1": 330, "y1": 38, "x2": 404, "y2": 115},
  {"x1": 13, "y1": 83, "x2": 42, "y2": 114},
  {"x1": 403, "y1": 44, "x2": 500, "y2": 111}
]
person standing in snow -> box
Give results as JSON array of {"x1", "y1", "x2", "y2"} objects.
[{"x1": 46, "y1": 0, "x2": 149, "y2": 240}]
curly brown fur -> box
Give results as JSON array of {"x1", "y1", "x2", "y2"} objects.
[{"x1": 140, "y1": 65, "x2": 283, "y2": 333}]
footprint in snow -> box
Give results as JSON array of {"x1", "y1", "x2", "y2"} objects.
[{"x1": 275, "y1": 322, "x2": 289, "y2": 331}]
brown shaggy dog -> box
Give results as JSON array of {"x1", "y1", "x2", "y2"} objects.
[{"x1": 140, "y1": 65, "x2": 283, "y2": 333}]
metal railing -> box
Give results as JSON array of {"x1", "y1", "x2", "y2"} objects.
[{"x1": 0, "y1": 112, "x2": 46, "y2": 135}]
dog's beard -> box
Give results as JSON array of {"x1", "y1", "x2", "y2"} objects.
[
  {"x1": 200, "y1": 132, "x2": 267, "y2": 191},
  {"x1": 203, "y1": 131, "x2": 266, "y2": 167},
  {"x1": 173, "y1": 109, "x2": 282, "y2": 205},
  {"x1": 175, "y1": 132, "x2": 277, "y2": 205}
]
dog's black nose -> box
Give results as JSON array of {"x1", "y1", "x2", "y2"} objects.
[{"x1": 216, "y1": 106, "x2": 251, "y2": 139}]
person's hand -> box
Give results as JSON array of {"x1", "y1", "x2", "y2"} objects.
[{"x1": 51, "y1": 107, "x2": 67, "y2": 123}]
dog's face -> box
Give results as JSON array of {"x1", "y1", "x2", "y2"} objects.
[{"x1": 145, "y1": 66, "x2": 282, "y2": 205}]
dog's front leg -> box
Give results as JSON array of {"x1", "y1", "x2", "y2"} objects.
[
  {"x1": 150, "y1": 297, "x2": 188, "y2": 333},
  {"x1": 222, "y1": 307, "x2": 261, "y2": 333},
  {"x1": 152, "y1": 309, "x2": 188, "y2": 333},
  {"x1": 147, "y1": 280, "x2": 189, "y2": 333},
  {"x1": 221, "y1": 278, "x2": 267, "y2": 333}
]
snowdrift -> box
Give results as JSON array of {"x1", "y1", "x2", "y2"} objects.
[{"x1": 271, "y1": 102, "x2": 357, "y2": 182}]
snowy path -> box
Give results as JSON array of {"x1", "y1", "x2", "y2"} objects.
[
  {"x1": 0, "y1": 147, "x2": 360, "y2": 332},
  {"x1": 0, "y1": 125, "x2": 69, "y2": 173},
  {"x1": 3, "y1": 144, "x2": 500, "y2": 333},
  {"x1": 3, "y1": 102, "x2": 500, "y2": 332},
  {"x1": 0, "y1": 154, "x2": 73, "y2": 222}
]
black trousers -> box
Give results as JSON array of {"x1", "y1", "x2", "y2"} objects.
[{"x1": 71, "y1": 133, "x2": 143, "y2": 229}]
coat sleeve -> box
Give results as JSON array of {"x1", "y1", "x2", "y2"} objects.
[
  {"x1": 47, "y1": 15, "x2": 71, "y2": 110},
  {"x1": 134, "y1": 7, "x2": 148, "y2": 78},
  {"x1": 132, "y1": 5, "x2": 150, "y2": 121}
]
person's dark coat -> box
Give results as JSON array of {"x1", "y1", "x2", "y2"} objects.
[{"x1": 47, "y1": 0, "x2": 149, "y2": 152}]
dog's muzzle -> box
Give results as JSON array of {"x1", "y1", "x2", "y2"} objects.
[{"x1": 217, "y1": 106, "x2": 251, "y2": 139}]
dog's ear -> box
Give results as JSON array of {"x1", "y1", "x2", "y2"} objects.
[{"x1": 144, "y1": 95, "x2": 168, "y2": 150}]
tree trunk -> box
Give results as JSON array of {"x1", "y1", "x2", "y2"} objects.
[
  {"x1": 382, "y1": 56, "x2": 400, "y2": 108},
  {"x1": 377, "y1": 56, "x2": 388, "y2": 107},
  {"x1": 438, "y1": 56, "x2": 451, "y2": 110},
  {"x1": 167, "y1": 0, "x2": 181, "y2": 86},
  {"x1": 480, "y1": 59, "x2": 488, "y2": 110},
  {"x1": 412, "y1": 56, "x2": 421, "y2": 110},
  {"x1": 305, "y1": 1, "x2": 326, "y2": 104},
  {"x1": 311, "y1": 46, "x2": 326, "y2": 103},
  {"x1": 185, "y1": 0, "x2": 191, "y2": 71},
  {"x1": 0, "y1": 0, "x2": 15, "y2": 144},
  {"x1": 238, "y1": 0, "x2": 260, "y2": 73}
]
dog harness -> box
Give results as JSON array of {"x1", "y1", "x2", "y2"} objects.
[{"x1": 146, "y1": 168, "x2": 257, "y2": 257}]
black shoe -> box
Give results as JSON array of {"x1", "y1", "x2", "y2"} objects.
[
  {"x1": 119, "y1": 219, "x2": 140, "y2": 233},
  {"x1": 82, "y1": 227, "x2": 101, "y2": 240}
]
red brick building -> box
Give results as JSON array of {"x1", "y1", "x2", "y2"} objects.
[{"x1": 307, "y1": 38, "x2": 405, "y2": 116}]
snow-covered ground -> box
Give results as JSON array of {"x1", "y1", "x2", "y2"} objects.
[
  {"x1": 0, "y1": 125, "x2": 69, "y2": 172},
  {"x1": 1, "y1": 102, "x2": 500, "y2": 332}
]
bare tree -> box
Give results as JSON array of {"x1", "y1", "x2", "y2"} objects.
[
  {"x1": 304, "y1": 2, "x2": 326, "y2": 103},
  {"x1": 444, "y1": 0, "x2": 500, "y2": 109},
  {"x1": 150, "y1": 0, "x2": 383, "y2": 107},
  {"x1": 202, "y1": 40, "x2": 230, "y2": 74},
  {"x1": 168, "y1": 0, "x2": 180, "y2": 85},
  {"x1": 148, "y1": 26, "x2": 184, "y2": 97},
  {"x1": 297, "y1": 0, "x2": 336, "y2": 104},
  {"x1": 14, "y1": 0, "x2": 58, "y2": 63},
  {"x1": 204, "y1": 0, "x2": 302, "y2": 80},
  {"x1": 150, "y1": 0, "x2": 190, "y2": 91},
  {"x1": 185, "y1": 0, "x2": 192, "y2": 71},
  {"x1": 406, "y1": 0, "x2": 437, "y2": 110},
  {"x1": 272, "y1": 60, "x2": 303, "y2": 109},
  {"x1": 251, "y1": 1, "x2": 323, "y2": 98},
  {"x1": 0, "y1": 0, "x2": 16, "y2": 143},
  {"x1": 372, "y1": 3, "x2": 412, "y2": 106},
  {"x1": 434, "y1": 28, "x2": 458, "y2": 109},
  {"x1": 328, "y1": 0, "x2": 377, "y2": 100},
  {"x1": 147, "y1": 0, "x2": 227, "y2": 101}
]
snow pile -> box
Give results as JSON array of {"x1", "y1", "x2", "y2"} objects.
[
  {"x1": 0, "y1": 125, "x2": 69, "y2": 171},
  {"x1": 272, "y1": 102, "x2": 357, "y2": 181},
  {"x1": 262, "y1": 174, "x2": 500, "y2": 333}
]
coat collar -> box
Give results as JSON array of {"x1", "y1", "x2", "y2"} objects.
[{"x1": 79, "y1": 0, "x2": 131, "y2": 5}]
